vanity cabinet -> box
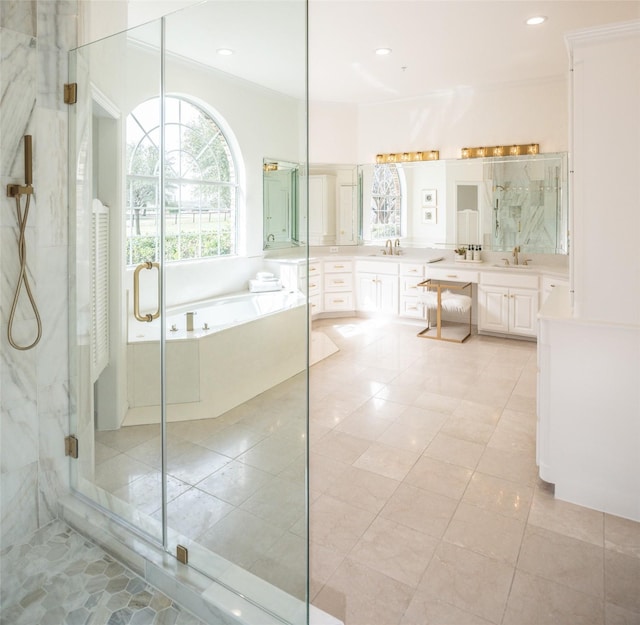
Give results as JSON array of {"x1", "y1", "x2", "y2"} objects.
[
  {"x1": 308, "y1": 261, "x2": 322, "y2": 316},
  {"x1": 399, "y1": 262, "x2": 425, "y2": 319},
  {"x1": 478, "y1": 272, "x2": 538, "y2": 337},
  {"x1": 309, "y1": 175, "x2": 336, "y2": 245},
  {"x1": 355, "y1": 260, "x2": 399, "y2": 314},
  {"x1": 323, "y1": 259, "x2": 354, "y2": 312}
]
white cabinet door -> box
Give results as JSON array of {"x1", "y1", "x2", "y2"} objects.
[
  {"x1": 356, "y1": 272, "x2": 380, "y2": 312},
  {"x1": 356, "y1": 273, "x2": 398, "y2": 314},
  {"x1": 479, "y1": 285, "x2": 538, "y2": 336},
  {"x1": 510, "y1": 288, "x2": 538, "y2": 337},
  {"x1": 378, "y1": 274, "x2": 399, "y2": 314},
  {"x1": 478, "y1": 285, "x2": 510, "y2": 333}
]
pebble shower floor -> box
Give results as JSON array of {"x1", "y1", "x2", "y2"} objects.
[{"x1": 0, "y1": 520, "x2": 207, "y2": 625}]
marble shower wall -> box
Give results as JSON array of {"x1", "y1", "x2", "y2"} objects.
[{"x1": 0, "y1": 0, "x2": 77, "y2": 548}]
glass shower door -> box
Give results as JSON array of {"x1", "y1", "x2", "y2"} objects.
[
  {"x1": 69, "y1": 19, "x2": 164, "y2": 545},
  {"x1": 69, "y1": 2, "x2": 309, "y2": 622},
  {"x1": 161, "y1": 2, "x2": 309, "y2": 618}
]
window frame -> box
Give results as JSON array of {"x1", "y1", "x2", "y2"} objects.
[{"x1": 125, "y1": 95, "x2": 240, "y2": 266}]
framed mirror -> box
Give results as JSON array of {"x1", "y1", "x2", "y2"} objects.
[{"x1": 263, "y1": 158, "x2": 300, "y2": 249}]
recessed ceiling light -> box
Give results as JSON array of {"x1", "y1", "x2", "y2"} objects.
[
  {"x1": 526, "y1": 16, "x2": 547, "y2": 26},
  {"x1": 217, "y1": 48, "x2": 234, "y2": 56},
  {"x1": 375, "y1": 48, "x2": 392, "y2": 56}
]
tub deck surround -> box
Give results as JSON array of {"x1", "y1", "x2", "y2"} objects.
[{"x1": 123, "y1": 290, "x2": 307, "y2": 426}]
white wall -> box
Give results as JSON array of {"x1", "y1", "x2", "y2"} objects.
[{"x1": 310, "y1": 77, "x2": 568, "y2": 164}]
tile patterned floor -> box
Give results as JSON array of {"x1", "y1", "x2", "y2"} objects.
[
  {"x1": 0, "y1": 520, "x2": 207, "y2": 625},
  {"x1": 69, "y1": 316, "x2": 640, "y2": 625}
]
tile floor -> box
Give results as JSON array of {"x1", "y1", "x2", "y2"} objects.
[
  {"x1": 86, "y1": 316, "x2": 640, "y2": 625},
  {"x1": 308, "y1": 317, "x2": 640, "y2": 625},
  {"x1": 0, "y1": 519, "x2": 206, "y2": 625},
  {"x1": 94, "y1": 372, "x2": 308, "y2": 601}
]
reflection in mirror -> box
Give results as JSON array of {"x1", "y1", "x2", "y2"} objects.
[
  {"x1": 263, "y1": 159, "x2": 299, "y2": 249},
  {"x1": 357, "y1": 153, "x2": 567, "y2": 254},
  {"x1": 484, "y1": 153, "x2": 567, "y2": 253},
  {"x1": 456, "y1": 183, "x2": 480, "y2": 246}
]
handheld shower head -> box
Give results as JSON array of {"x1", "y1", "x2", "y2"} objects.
[{"x1": 24, "y1": 135, "x2": 32, "y2": 186}]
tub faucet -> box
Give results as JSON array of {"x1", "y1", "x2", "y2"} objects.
[
  {"x1": 384, "y1": 239, "x2": 393, "y2": 255},
  {"x1": 267, "y1": 233, "x2": 275, "y2": 243},
  {"x1": 186, "y1": 311, "x2": 196, "y2": 331},
  {"x1": 512, "y1": 246, "x2": 520, "y2": 265}
]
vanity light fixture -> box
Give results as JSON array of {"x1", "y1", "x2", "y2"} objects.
[
  {"x1": 375, "y1": 150, "x2": 439, "y2": 164},
  {"x1": 375, "y1": 47, "x2": 392, "y2": 56},
  {"x1": 460, "y1": 144, "x2": 539, "y2": 159},
  {"x1": 263, "y1": 162, "x2": 278, "y2": 171},
  {"x1": 526, "y1": 16, "x2": 547, "y2": 26},
  {"x1": 216, "y1": 48, "x2": 234, "y2": 56}
]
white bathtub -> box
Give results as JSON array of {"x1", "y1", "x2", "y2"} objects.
[
  {"x1": 124, "y1": 289, "x2": 307, "y2": 425},
  {"x1": 128, "y1": 290, "x2": 305, "y2": 343}
]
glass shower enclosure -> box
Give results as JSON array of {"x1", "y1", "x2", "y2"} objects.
[{"x1": 68, "y1": 2, "x2": 309, "y2": 623}]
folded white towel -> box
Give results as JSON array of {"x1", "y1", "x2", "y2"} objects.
[
  {"x1": 256, "y1": 271, "x2": 276, "y2": 280},
  {"x1": 249, "y1": 279, "x2": 282, "y2": 292}
]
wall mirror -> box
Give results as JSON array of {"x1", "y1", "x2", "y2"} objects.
[
  {"x1": 263, "y1": 158, "x2": 300, "y2": 249},
  {"x1": 356, "y1": 152, "x2": 568, "y2": 254}
]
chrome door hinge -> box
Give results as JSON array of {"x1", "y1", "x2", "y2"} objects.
[
  {"x1": 64, "y1": 83, "x2": 77, "y2": 104},
  {"x1": 64, "y1": 435, "x2": 79, "y2": 458}
]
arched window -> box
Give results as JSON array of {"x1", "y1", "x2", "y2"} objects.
[
  {"x1": 370, "y1": 164, "x2": 403, "y2": 240},
  {"x1": 125, "y1": 96, "x2": 238, "y2": 265}
]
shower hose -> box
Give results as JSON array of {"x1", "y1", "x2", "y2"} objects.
[{"x1": 7, "y1": 191, "x2": 42, "y2": 350}]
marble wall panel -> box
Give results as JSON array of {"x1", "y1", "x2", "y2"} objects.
[
  {"x1": 0, "y1": 0, "x2": 77, "y2": 550},
  {"x1": 0, "y1": 461, "x2": 39, "y2": 549},
  {"x1": 0, "y1": 0, "x2": 36, "y2": 37},
  {"x1": 0, "y1": 28, "x2": 36, "y2": 183},
  {"x1": 37, "y1": 0, "x2": 77, "y2": 111}
]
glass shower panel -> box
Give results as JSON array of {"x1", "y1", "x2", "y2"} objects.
[
  {"x1": 69, "y1": 21, "x2": 164, "y2": 543},
  {"x1": 162, "y1": 2, "x2": 309, "y2": 621}
]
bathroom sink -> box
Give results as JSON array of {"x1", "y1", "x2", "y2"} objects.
[{"x1": 491, "y1": 264, "x2": 532, "y2": 269}]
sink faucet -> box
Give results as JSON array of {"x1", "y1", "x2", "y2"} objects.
[
  {"x1": 384, "y1": 239, "x2": 393, "y2": 255},
  {"x1": 512, "y1": 246, "x2": 520, "y2": 265},
  {"x1": 394, "y1": 239, "x2": 401, "y2": 255}
]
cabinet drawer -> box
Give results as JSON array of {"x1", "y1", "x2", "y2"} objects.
[
  {"x1": 308, "y1": 262, "x2": 321, "y2": 276},
  {"x1": 324, "y1": 274, "x2": 353, "y2": 291},
  {"x1": 309, "y1": 294, "x2": 322, "y2": 315},
  {"x1": 480, "y1": 271, "x2": 538, "y2": 289},
  {"x1": 426, "y1": 267, "x2": 478, "y2": 283},
  {"x1": 324, "y1": 260, "x2": 353, "y2": 273},
  {"x1": 308, "y1": 276, "x2": 321, "y2": 295},
  {"x1": 324, "y1": 292, "x2": 354, "y2": 311},
  {"x1": 400, "y1": 262, "x2": 424, "y2": 277},
  {"x1": 400, "y1": 297, "x2": 425, "y2": 319},
  {"x1": 401, "y1": 276, "x2": 424, "y2": 295}
]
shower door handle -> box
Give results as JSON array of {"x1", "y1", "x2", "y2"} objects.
[{"x1": 133, "y1": 261, "x2": 160, "y2": 322}]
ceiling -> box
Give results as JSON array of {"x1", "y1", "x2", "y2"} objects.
[{"x1": 130, "y1": 0, "x2": 640, "y2": 105}]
